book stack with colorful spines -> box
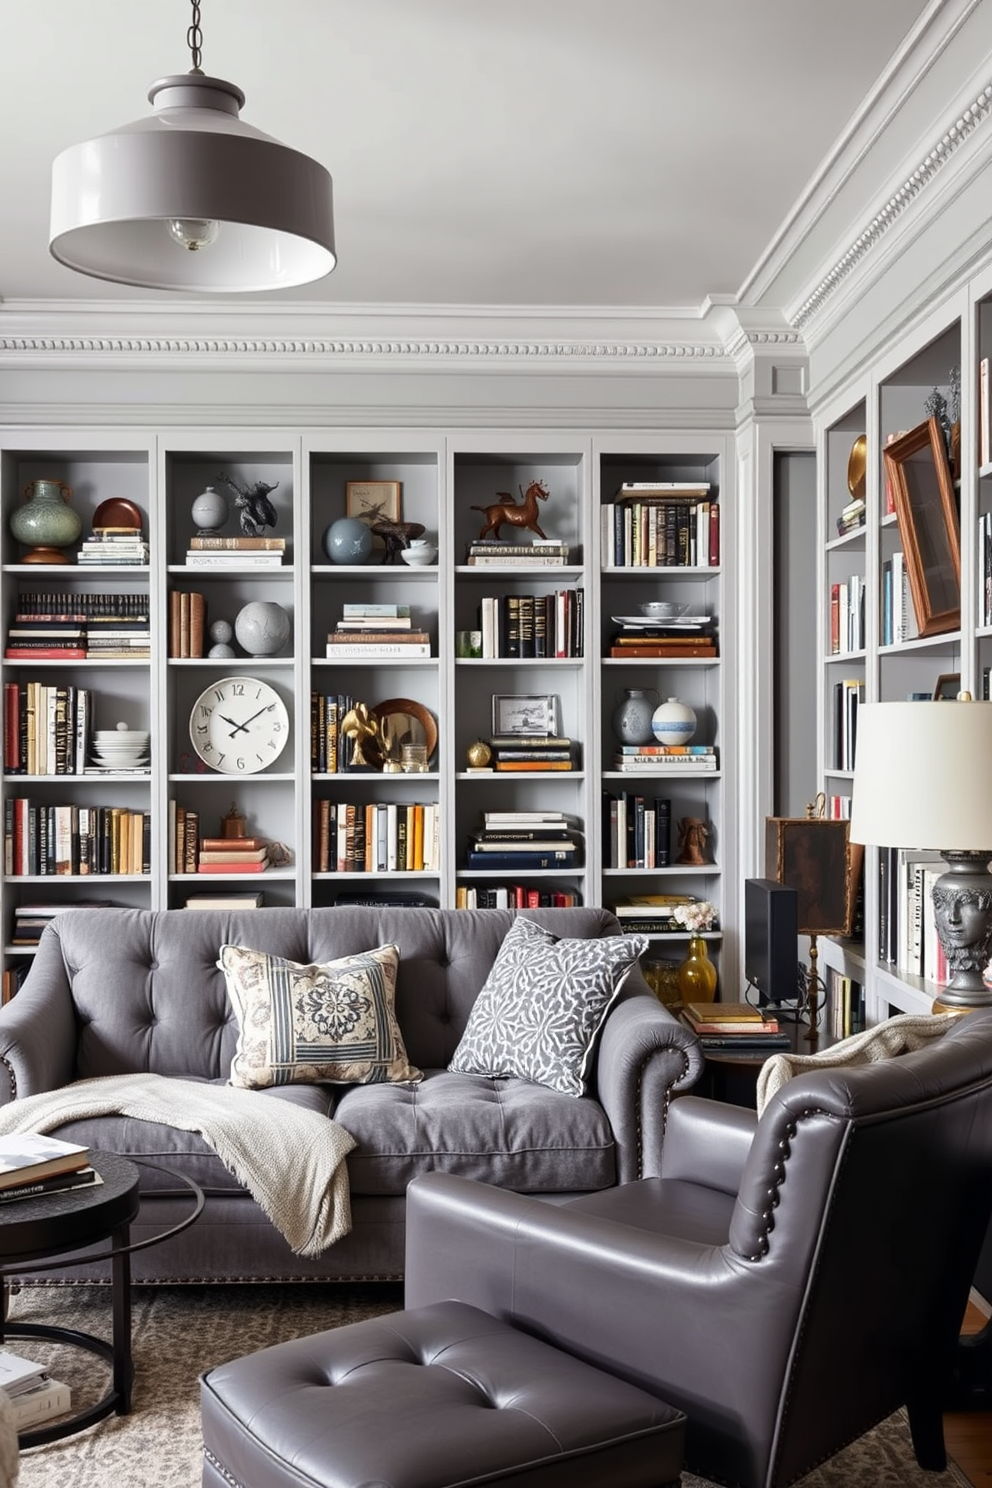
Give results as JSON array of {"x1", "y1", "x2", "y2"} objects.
[
  {"x1": 611, "y1": 743, "x2": 717, "y2": 773},
  {"x1": 465, "y1": 809, "x2": 582, "y2": 870},
  {"x1": 325, "y1": 603, "x2": 431, "y2": 658},
  {"x1": 197, "y1": 833, "x2": 271, "y2": 875},
  {"x1": 679, "y1": 1000, "x2": 791, "y2": 1050}
]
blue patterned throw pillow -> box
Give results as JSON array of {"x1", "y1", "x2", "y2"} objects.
[
  {"x1": 218, "y1": 942, "x2": 422, "y2": 1090},
  {"x1": 448, "y1": 917, "x2": 649, "y2": 1096}
]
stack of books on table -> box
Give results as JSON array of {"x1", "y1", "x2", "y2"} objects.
[
  {"x1": 466, "y1": 810, "x2": 582, "y2": 871},
  {"x1": 77, "y1": 526, "x2": 150, "y2": 565},
  {"x1": 680, "y1": 1001, "x2": 792, "y2": 1050},
  {"x1": 612, "y1": 744, "x2": 718, "y2": 773},
  {"x1": 325, "y1": 604, "x2": 431, "y2": 658},
  {"x1": 0, "y1": 1133, "x2": 100, "y2": 1204},
  {"x1": 608, "y1": 613, "x2": 717, "y2": 659},
  {"x1": 185, "y1": 535, "x2": 286, "y2": 567},
  {"x1": 464, "y1": 539, "x2": 571, "y2": 567},
  {"x1": 487, "y1": 734, "x2": 577, "y2": 772},
  {"x1": 611, "y1": 893, "x2": 709, "y2": 934},
  {"x1": 0, "y1": 1349, "x2": 72, "y2": 1430},
  {"x1": 198, "y1": 834, "x2": 270, "y2": 875}
]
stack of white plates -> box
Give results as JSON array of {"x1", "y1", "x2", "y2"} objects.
[{"x1": 91, "y1": 726, "x2": 149, "y2": 769}]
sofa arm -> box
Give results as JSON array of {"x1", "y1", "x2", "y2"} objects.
[
  {"x1": 0, "y1": 927, "x2": 78, "y2": 1104},
  {"x1": 594, "y1": 991, "x2": 704, "y2": 1181},
  {"x1": 660, "y1": 1095, "x2": 757, "y2": 1193}
]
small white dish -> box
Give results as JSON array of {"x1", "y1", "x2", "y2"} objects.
[{"x1": 400, "y1": 546, "x2": 437, "y2": 566}]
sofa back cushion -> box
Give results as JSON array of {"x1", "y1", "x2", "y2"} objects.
[{"x1": 51, "y1": 906, "x2": 624, "y2": 1082}]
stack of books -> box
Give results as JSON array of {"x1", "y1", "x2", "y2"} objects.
[
  {"x1": 466, "y1": 810, "x2": 582, "y2": 870},
  {"x1": 0, "y1": 1133, "x2": 99, "y2": 1203},
  {"x1": 185, "y1": 890, "x2": 265, "y2": 910},
  {"x1": 487, "y1": 734, "x2": 577, "y2": 772},
  {"x1": 0, "y1": 1349, "x2": 72, "y2": 1430},
  {"x1": 185, "y1": 535, "x2": 286, "y2": 567},
  {"x1": 609, "y1": 613, "x2": 717, "y2": 659},
  {"x1": 4, "y1": 594, "x2": 87, "y2": 659},
  {"x1": 836, "y1": 496, "x2": 866, "y2": 536},
  {"x1": 85, "y1": 605, "x2": 152, "y2": 660},
  {"x1": 198, "y1": 833, "x2": 270, "y2": 875},
  {"x1": 8, "y1": 899, "x2": 112, "y2": 948},
  {"x1": 611, "y1": 893, "x2": 705, "y2": 934},
  {"x1": 680, "y1": 1000, "x2": 791, "y2": 1050},
  {"x1": 77, "y1": 526, "x2": 150, "y2": 565},
  {"x1": 325, "y1": 603, "x2": 431, "y2": 658},
  {"x1": 612, "y1": 743, "x2": 717, "y2": 774},
  {"x1": 464, "y1": 538, "x2": 571, "y2": 567}
]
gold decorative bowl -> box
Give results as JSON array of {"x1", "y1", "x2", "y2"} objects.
[{"x1": 847, "y1": 435, "x2": 867, "y2": 500}]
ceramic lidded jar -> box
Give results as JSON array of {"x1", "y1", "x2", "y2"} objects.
[
  {"x1": 651, "y1": 697, "x2": 697, "y2": 745},
  {"x1": 11, "y1": 479, "x2": 83, "y2": 562},
  {"x1": 612, "y1": 688, "x2": 657, "y2": 746}
]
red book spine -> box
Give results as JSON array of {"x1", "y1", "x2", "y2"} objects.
[
  {"x1": 708, "y1": 502, "x2": 720, "y2": 565},
  {"x1": 197, "y1": 862, "x2": 267, "y2": 874}
]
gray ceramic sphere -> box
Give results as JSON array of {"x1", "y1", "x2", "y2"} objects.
[
  {"x1": 191, "y1": 486, "x2": 229, "y2": 533},
  {"x1": 323, "y1": 517, "x2": 373, "y2": 565},
  {"x1": 209, "y1": 618, "x2": 234, "y2": 644},
  {"x1": 234, "y1": 601, "x2": 292, "y2": 656},
  {"x1": 208, "y1": 642, "x2": 237, "y2": 659}
]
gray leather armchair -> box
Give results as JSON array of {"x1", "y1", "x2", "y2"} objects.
[{"x1": 405, "y1": 1007, "x2": 992, "y2": 1488}]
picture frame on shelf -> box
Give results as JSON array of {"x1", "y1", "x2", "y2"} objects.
[
  {"x1": 882, "y1": 416, "x2": 960, "y2": 639},
  {"x1": 345, "y1": 481, "x2": 402, "y2": 524},
  {"x1": 933, "y1": 673, "x2": 961, "y2": 700},
  {"x1": 491, "y1": 693, "x2": 559, "y2": 737}
]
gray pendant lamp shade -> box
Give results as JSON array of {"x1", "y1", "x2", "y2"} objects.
[{"x1": 50, "y1": 74, "x2": 336, "y2": 293}]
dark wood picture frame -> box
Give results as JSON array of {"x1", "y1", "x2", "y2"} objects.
[
  {"x1": 933, "y1": 672, "x2": 961, "y2": 700},
  {"x1": 882, "y1": 416, "x2": 960, "y2": 638}
]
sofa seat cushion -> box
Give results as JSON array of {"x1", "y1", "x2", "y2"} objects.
[
  {"x1": 337, "y1": 1068, "x2": 616, "y2": 1196},
  {"x1": 38, "y1": 1080, "x2": 337, "y2": 1195}
]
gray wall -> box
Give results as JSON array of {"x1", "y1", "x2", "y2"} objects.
[{"x1": 774, "y1": 451, "x2": 817, "y2": 818}]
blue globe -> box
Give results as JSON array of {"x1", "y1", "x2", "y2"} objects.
[{"x1": 323, "y1": 517, "x2": 373, "y2": 565}]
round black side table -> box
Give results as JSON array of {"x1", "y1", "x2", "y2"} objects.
[{"x1": 0, "y1": 1150, "x2": 203, "y2": 1446}]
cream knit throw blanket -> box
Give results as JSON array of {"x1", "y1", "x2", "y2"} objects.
[
  {"x1": 755, "y1": 1011, "x2": 958, "y2": 1117},
  {"x1": 0, "y1": 1073, "x2": 356, "y2": 1258}
]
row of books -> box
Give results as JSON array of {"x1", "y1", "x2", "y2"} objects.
[
  {"x1": 611, "y1": 743, "x2": 717, "y2": 775},
  {"x1": 4, "y1": 800, "x2": 150, "y2": 876},
  {"x1": 310, "y1": 692, "x2": 378, "y2": 773},
  {"x1": 603, "y1": 791, "x2": 671, "y2": 868},
  {"x1": 877, "y1": 845, "x2": 948, "y2": 983},
  {"x1": 880, "y1": 551, "x2": 917, "y2": 646},
  {"x1": 313, "y1": 799, "x2": 441, "y2": 873},
  {"x1": 467, "y1": 810, "x2": 582, "y2": 871},
  {"x1": 169, "y1": 808, "x2": 273, "y2": 876},
  {"x1": 679, "y1": 1000, "x2": 790, "y2": 1050},
  {"x1": 832, "y1": 678, "x2": 863, "y2": 772},
  {"x1": 463, "y1": 538, "x2": 572, "y2": 567},
  {"x1": 168, "y1": 590, "x2": 207, "y2": 658},
  {"x1": 610, "y1": 893, "x2": 717, "y2": 935},
  {"x1": 325, "y1": 602, "x2": 431, "y2": 658},
  {"x1": 601, "y1": 484, "x2": 719, "y2": 569},
  {"x1": 5, "y1": 592, "x2": 151, "y2": 660},
  {"x1": 4, "y1": 681, "x2": 94, "y2": 776},
  {"x1": 77, "y1": 526, "x2": 150, "y2": 565},
  {"x1": 829, "y1": 575, "x2": 866, "y2": 655},
  {"x1": 185, "y1": 534, "x2": 286, "y2": 567},
  {"x1": 477, "y1": 589, "x2": 583, "y2": 658},
  {"x1": 455, "y1": 885, "x2": 581, "y2": 908},
  {"x1": 825, "y1": 968, "x2": 867, "y2": 1041},
  {"x1": 979, "y1": 512, "x2": 992, "y2": 627},
  {"x1": 1, "y1": 963, "x2": 28, "y2": 1003}
]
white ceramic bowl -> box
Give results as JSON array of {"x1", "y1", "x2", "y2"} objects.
[
  {"x1": 637, "y1": 601, "x2": 689, "y2": 620},
  {"x1": 400, "y1": 545, "x2": 437, "y2": 566}
]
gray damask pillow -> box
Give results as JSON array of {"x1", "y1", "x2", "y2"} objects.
[{"x1": 448, "y1": 916, "x2": 648, "y2": 1097}]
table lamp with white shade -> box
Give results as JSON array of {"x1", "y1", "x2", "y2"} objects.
[{"x1": 849, "y1": 698, "x2": 992, "y2": 1010}]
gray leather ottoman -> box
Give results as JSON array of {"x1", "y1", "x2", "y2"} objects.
[{"x1": 200, "y1": 1301, "x2": 685, "y2": 1488}]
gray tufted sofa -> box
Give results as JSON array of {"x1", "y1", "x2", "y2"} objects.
[{"x1": 0, "y1": 905, "x2": 703, "y2": 1283}]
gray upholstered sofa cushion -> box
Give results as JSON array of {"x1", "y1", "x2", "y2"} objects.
[{"x1": 0, "y1": 905, "x2": 703, "y2": 1282}]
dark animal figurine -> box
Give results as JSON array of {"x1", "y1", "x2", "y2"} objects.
[
  {"x1": 217, "y1": 473, "x2": 280, "y2": 538},
  {"x1": 472, "y1": 480, "x2": 549, "y2": 540},
  {"x1": 368, "y1": 515, "x2": 426, "y2": 564}
]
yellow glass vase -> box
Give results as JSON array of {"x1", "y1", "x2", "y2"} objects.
[{"x1": 677, "y1": 936, "x2": 718, "y2": 1003}]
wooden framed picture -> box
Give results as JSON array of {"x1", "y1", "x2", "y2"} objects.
[
  {"x1": 933, "y1": 673, "x2": 961, "y2": 700},
  {"x1": 883, "y1": 416, "x2": 960, "y2": 638},
  {"x1": 491, "y1": 694, "x2": 559, "y2": 738},
  {"x1": 345, "y1": 481, "x2": 401, "y2": 525}
]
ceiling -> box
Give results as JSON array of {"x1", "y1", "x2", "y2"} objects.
[{"x1": 0, "y1": 0, "x2": 933, "y2": 315}]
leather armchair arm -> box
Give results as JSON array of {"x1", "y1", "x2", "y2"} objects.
[
  {"x1": 660, "y1": 1094, "x2": 757, "y2": 1192},
  {"x1": 594, "y1": 987, "x2": 704, "y2": 1181},
  {"x1": 0, "y1": 926, "x2": 78, "y2": 1104}
]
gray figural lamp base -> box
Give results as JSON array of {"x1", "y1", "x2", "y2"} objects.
[{"x1": 931, "y1": 851, "x2": 992, "y2": 1011}]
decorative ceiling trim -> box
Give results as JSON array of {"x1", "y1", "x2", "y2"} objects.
[
  {"x1": 0, "y1": 333, "x2": 728, "y2": 362},
  {"x1": 792, "y1": 77, "x2": 992, "y2": 330}
]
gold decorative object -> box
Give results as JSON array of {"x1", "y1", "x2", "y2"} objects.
[
  {"x1": 340, "y1": 702, "x2": 385, "y2": 769},
  {"x1": 466, "y1": 740, "x2": 492, "y2": 769},
  {"x1": 677, "y1": 937, "x2": 718, "y2": 1003},
  {"x1": 847, "y1": 435, "x2": 867, "y2": 500}
]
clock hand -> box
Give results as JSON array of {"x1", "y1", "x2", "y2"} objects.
[{"x1": 225, "y1": 704, "x2": 273, "y2": 737}]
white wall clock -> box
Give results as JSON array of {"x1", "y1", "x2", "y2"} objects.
[{"x1": 189, "y1": 676, "x2": 289, "y2": 774}]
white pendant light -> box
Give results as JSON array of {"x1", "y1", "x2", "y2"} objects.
[{"x1": 49, "y1": 2, "x2": 335, "y2": 293}]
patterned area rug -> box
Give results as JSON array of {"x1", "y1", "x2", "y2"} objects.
[{"x1": 7, "y1": 1282, "x2": 971, "y2": 1488}]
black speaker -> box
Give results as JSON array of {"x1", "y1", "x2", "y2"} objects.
[{"x1": 744, "y1": 878, "x2": 799, "y2": 1005}]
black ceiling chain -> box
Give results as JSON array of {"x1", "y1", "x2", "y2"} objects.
[{"x1": 187, "y1": 0, "x2": 204, "y2": 73}]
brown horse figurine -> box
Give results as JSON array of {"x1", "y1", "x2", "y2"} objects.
[{"x1": 472, "y1": 480, "x2": 549, "y2": 540}]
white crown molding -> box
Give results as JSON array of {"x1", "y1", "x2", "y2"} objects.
[{"x1": 790, "y1": 72, "x2": 992, "y2": 332}]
